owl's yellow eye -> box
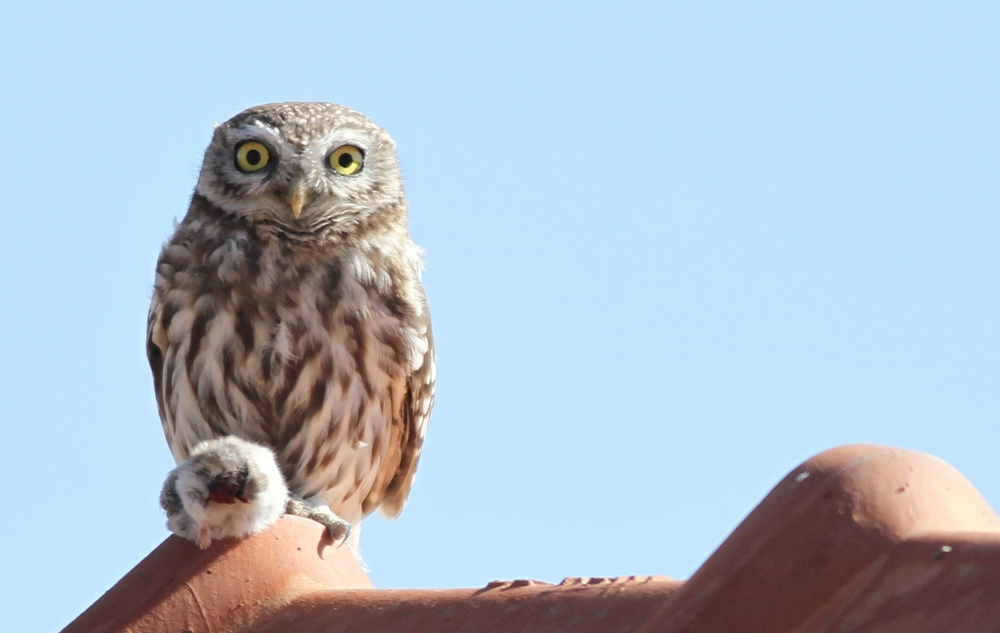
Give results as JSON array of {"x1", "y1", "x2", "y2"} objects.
[
  {"x1": 235, "y1": 141, "x2": 270, "y2": 173},
  {"x1": 328, "y1": 145, "x2": 364, "y2": 176}
]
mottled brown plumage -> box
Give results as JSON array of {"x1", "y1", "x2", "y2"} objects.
[{"x1": 148, "y1": 103, "x2": 435, "y2": 541}]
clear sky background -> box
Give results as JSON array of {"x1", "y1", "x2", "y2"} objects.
[{"x1": 1, "y1": 2, "x2": 997, "y2": 631}]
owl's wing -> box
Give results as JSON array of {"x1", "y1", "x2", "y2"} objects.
[
  {"x1": 146, "y1": 293, "x2": 170, "y2": 428},
  {"x1": 363, "y1": 319, "x2": 436, "y2": 519}
]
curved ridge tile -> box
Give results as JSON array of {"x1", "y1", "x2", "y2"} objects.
[
  {"x1": 640, "y1": 444, "x2": 1000, "y2": 633},
  {"x1": 61, "y1": 515, "x2": 371, "y2": 633}
]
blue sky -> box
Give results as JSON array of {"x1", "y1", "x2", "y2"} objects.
[{"x1": 1, "y1": 2, "x2": 998, "y2": 631}]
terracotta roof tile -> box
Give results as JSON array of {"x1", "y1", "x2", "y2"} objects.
[
  {"x1": 253, "y1": 578, "x2": 685, "y2": 633},
  {"x1": 62, "y1": 444, "x2": 1000, "y2": 633},
  {"x1": 62, "y1": 515, "x2": 370, "y2": 633},
  {"x1": 636, "y1": 444, "x2": 1000, "y2": 633}
]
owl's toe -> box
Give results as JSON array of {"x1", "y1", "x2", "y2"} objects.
[
  {"x1": 285, "y1": 496, "x2": 352, "y2": 545},
  {"x1": 321, "y1": 516, "x2": 352, "y2": 544}
]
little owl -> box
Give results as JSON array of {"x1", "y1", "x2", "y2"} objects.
[{"x1": 147, "y1": 102, "x2": 435, "y2": 545}]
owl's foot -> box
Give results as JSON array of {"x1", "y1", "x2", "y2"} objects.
[{"x1": 285, "y1": 496, "x2": 352, "y2": 544}]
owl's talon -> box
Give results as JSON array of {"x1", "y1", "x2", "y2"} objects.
[
  {"x1": 285, "y1": 496, "x2": 352, "y2": 545},
  {"x1": 321, "y1": 518, "x2": 351, "y2": 545},
  {"x1": 330, "y1": 520, "x2": 351, "y2": 546}
]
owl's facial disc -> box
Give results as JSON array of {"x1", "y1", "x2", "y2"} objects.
[{"x1": 195, "y1": 103, "x2": 406, "y2": 235}]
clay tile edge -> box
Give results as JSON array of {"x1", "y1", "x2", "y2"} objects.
[
  {"x1": 637, "y1": 444, "x2": 1000, "y2": 633},
  {"x1": 61, "y1": 515, "x2": 371, "y2": 633}
]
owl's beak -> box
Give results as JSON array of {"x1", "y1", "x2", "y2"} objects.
[{"x1": 288, "y1": 175, "x2": 309, "y2": 219}]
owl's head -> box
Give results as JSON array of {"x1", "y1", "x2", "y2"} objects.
[{"x1": 195, "y1": 102, "x2": 406, "y2": 238}]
